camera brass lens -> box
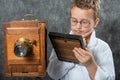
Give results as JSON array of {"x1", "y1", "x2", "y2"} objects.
[
  {"x1": 14, "y1": 45, "x2": 27, "y2": 57},
  {"x1": 14, "y1": 38, "x2": 34, "y2": 57}
]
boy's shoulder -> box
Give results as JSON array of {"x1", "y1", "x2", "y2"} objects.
[{"x1": 96, "y1": 38, "x2": 110, "y2": 51}]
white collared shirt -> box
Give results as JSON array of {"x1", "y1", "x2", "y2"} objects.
[{"x1": 47, "y1": 30, "x2": 115, "y2": 80}]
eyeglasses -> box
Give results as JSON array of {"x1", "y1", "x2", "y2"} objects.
[{"x1": 70, "y1": 17, "x2": 91, "y2": 28}]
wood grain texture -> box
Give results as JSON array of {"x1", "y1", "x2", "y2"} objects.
[
  {"x1": 0, "y1": 0, "x2": 120, "y2": 80},
  {"x1": 3, "y1": 20, "x2": 47, "y2": 78}
]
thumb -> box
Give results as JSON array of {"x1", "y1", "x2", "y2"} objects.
[{"x1": 85, "y1": 47, "x2": 91, "y2": 52}]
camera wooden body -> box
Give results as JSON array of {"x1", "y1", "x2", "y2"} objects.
[{"x1": 3, "y1": 20, "x2": 47, "y2": 77}]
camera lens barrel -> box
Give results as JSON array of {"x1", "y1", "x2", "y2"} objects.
[{"x1": 14, "y1": 38, "x2": 33, "y2": 57}]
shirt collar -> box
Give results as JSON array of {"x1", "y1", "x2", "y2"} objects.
[{"x1": 87, "y1": 30, "x2": 97, "y2": 48}]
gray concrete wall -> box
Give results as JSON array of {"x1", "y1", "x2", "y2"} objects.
[{"x1": 0, "y1": 0, "x2": 120, "y2": 80}]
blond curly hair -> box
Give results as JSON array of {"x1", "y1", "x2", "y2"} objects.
[{"x1": 71, "y1": 0, "x2": 101, "y2": 20}]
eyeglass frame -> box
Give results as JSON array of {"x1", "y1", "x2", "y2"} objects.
[{"x1": 70, "y1": 17, "x2": 91, "y2": 28}]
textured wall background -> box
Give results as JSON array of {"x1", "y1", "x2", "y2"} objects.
[{"x1": 0, "y1": 0, "x2": 120, "y2": 80}]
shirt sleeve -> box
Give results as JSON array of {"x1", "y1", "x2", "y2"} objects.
[
  {"x1": 94, "y1": 46, "x2": 115, "y2": 80},
  {"x1": 47, "y1": 49, "x2": 75, "y2": 80}
]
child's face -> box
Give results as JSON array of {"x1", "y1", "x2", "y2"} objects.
[{"x1": 70, "y1": 6, "x2": 99, "y2": 37}]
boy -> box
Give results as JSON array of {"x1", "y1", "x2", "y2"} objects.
[{"x1": 47, "y1": 0, "x2": 115, "y2": 80}]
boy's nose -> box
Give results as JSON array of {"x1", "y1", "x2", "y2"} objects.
[{"x1": 76, "y1": 23, "x2": 82, "y2": 29}]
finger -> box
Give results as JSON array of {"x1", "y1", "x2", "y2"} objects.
[
  {"x1": 73, "y1": 48, "x2": 90, "y2": 65},
  {"x1": 84, "y1": 48, "x2": 93, "y2": 57},
  {"x1": 78, "y1": 48, "x2": 92, "y2": 57},
  {"x1": 85, "y1": 48, "x2": 92, "y2": 53},
  {"x1": 73, "y1": 47, "x2": 86, "y2": 56},
  {"x1": 73, "y1": 49, "x2": 85, "y2": 62},
  {"x1": 83, "y1": 38, "x2": 87, "y2": 47},
  {"x1": 74, "y1": 52, "x2": 84, "y2": 63}
]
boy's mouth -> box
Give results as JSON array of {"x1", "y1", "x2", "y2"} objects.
[{"x1": 72, "y1": 29, "x2": 84, "y2": 35}]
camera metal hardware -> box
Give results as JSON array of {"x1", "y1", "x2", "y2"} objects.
[{"x1": 14, "y1": 38, "x2": 36, "y2": 57}]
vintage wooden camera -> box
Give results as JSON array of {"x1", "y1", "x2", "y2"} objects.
[{"x1": 3, "y1": 14, "x2": 47, "y2": 77}]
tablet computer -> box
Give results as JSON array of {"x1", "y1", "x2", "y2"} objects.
[{"x1": 49, "y1": 32, "x2": 85, "y2": 63}]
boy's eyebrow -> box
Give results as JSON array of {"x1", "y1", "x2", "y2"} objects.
[{"x1": 71, "y1": 17, "x2": 91, "y2": 22}]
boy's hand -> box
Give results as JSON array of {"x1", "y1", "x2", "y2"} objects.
[
  {"x1": 73, "y1": 47, "x2": 98, "y2": 80},
  {"x1": 73, "y1": 47, "x2": 95, "y2": 66},
  {"x1": 82, "y1": 29, "x2": 93, "y2": 47}
]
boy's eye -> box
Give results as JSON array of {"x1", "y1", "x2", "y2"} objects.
[
  {"x1": 82, "y1": 21, "x2": 87, "y2": 24},
  {"x1": 73, "y1": 20, "x2": 77, "y2": 22},
  {"x1": 81, "y1": 20, "x2": 89, "y2": 24},
  {"x1": 71, "y1": 19, "x2": 77, "y2": 22}
]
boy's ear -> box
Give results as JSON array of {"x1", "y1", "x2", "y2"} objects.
[{"x1": 94, "y1": 18, "x2": 100, "y2": 28}]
